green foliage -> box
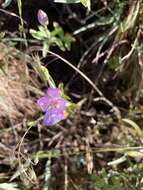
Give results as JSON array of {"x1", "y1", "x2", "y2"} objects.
[
  {"x1": 17, "y1": 0, "x2": 27, "y2": 46},
  {"x1": 32, "y1": 56, "x2": 56, "y2": 87},
  {"x1": 107, "y1": 56, "x2": 121, "y2": 70},
  {"x1": 91, "y1": 169, "x2": 123, "y2": 190},
  {"x1": 58, "y1": 83, "x2": 77, "y2": 114},
  {"x1": 30, "y1": 22, "x2": 75, "y2": 57},
  {"x1": 91, "y1": 161, "x2": 143, "y2": 190},
  {"x1": 38, "y1": 65, "x2": 56, "y2": 87},
  {"x1": 1, "y1": 0, "x2": 143, "y2": 189},
  {"x1": 80, "y1": 0, "x2": 90, "y2": 11},
  {"x1": 59, "y1": 83, "x2": 71, "y2": 101}
]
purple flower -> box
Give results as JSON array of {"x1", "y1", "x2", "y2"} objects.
[
  {"x1": 37, "y1": 87, "x2": 67, "y2": 126},
  {"x1": 37, "y1": 9, "x2": 49, "y2": 26}
]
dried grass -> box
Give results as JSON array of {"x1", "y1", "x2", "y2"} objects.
[{"x1": 0, "y1": 43, "x2": 39, "y2": 127}]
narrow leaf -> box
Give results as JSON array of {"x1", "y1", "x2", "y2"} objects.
[{"x1": 122, "y1": 118, "x2": 143, "y2": 139}]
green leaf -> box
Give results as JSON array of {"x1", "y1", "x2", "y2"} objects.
[
  {"x1": 43, "y1": 42, "x2": 49, "y2": 57},
  {"x1": 80, "y1": 0, "x2": 91, "y2": 10},
  {"x1": 38, "y1": 26, "x2": 51, "y2": 38},
  {"x1": 30, "y1": 29, "x2": 43, "y2": 40},
  {"x1": 30, "y1": 26, "x2": 51, "y2": 41},
  {"x1": 126, "y1": 150, "x2": 143, "y2": 158},
  {"x1": 66, "y1": 103, "x2": 77, "y2": 114},
  {"x1": 55, "y1": 38, "x2": 66, "y2": 51},
  {"x1": 30, "y1": 19, "x2": 74, "y2": 54},
  {"x1": 39, "y1": 65, "x2": 56, "y2": 87},
  {"x1": 58, "y1": 83, "x2": 71, "y2": 101},
  {"x1": 32, "y1": 56, "x2": 56, "y2": 87}
]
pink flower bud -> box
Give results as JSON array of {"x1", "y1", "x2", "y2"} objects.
[{"x1": 37, "y1": 9, "x2": 49, "y2": 26}]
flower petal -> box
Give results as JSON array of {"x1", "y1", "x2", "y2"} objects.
[
  {"x1": 43, "y1": 110, "x2": 64, "y2": 126},
  {"x1": 46, "y1": 87, "x2": 61, "y2": 98},
  {"x1": 37, "y1": 96, "x2": 49, "y2": 112},
  {"x1": 43, "y1": 111, "x2": 52, "y2": 126}
]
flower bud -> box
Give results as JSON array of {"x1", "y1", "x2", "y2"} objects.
[{"x1": 37, "y1": 9, "x2": 49, "y2": 26}]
